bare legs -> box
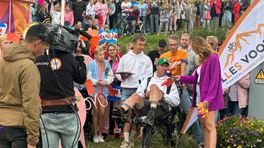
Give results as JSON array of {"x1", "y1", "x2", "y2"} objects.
[
  {"x1": 202, "y1": 111, "x2": 217, "y2": 148},
  {"x1": 92, "y1": 95, "x2": 107, "y2": 139}
]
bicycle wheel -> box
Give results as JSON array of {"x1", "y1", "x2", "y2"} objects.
[
  {"x1": 125, "y1": 23, "x2": 130, "y2": 36},
  {"x1": 118, "y1": 26, "x2": 124, "y2": 37},
  {"x1": 140, "y1": 24, "x2": 146, "y2": 35},
  {"x1": 141, "y1": 125, "x2": 153, "y2": 148}
]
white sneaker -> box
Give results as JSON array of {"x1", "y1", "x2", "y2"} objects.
[
  {"x1": 93, "y1": 135, "x2": 99, "y2": 143},
  {"x1": 99, "y1": 135, "x2": 105, "y2": 143},
  {"x1": 120, "y1": 140, "x2": 131, "y2": 148}
]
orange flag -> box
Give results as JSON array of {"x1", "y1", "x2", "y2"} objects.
[{"x1": 85, "y1": 79, "x2": 95, "y2": 95}]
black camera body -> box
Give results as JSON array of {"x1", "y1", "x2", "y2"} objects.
[{"x1": 46, "y1": 25, "x2": 78, "y2": 53}]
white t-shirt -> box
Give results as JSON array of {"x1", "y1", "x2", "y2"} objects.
[
  {"x1": 121, "y1": 2, "x2": 131, "y2": 15},
  {"x1": 196, "y1": 65, "x2": 202, "y2": 106},
  {"x1": 51, "y1": 11, "x2": 61, "y2": 25},
  {"x1": 86, "y1": 3, "x2": 96, "y2": 18}
]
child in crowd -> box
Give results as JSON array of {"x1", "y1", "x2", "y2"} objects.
[
  {"x1": 87, "y1": 46, "x2": 114, "y2": 143},
  {"x1": 64, "y1": 4, "x2": 74, "y2": 26},
  {"x1": 158, "y1": 2, "x2": 170, "y2": 34},
  {"x1": 51, "y1": 1, "x2": 61, "y2": 25},
  {"x1": 83, "y1": 16, "x2": 98, "y2": 30},
  {"x1": 125, "y1": 43, "x2": 133, "y2": 53},
  {"x1": 94, "y1": 0, "x2": 109, "y2": 29},
  {"x1": 102, "y1": 44, "x2": 122, "y2": 138}
]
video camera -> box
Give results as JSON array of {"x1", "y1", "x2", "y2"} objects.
[{"x1": 42, "y1": 24, "x2": 78, "y2": 53}]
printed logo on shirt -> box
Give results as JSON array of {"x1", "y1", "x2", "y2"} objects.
[
  {"x1": 170, "y1": 61, "x2": 182, "y2": 68},
  {"x1": 50, "y1": 58, "x2": 62, "y2": 70}
]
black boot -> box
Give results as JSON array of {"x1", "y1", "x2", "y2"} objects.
[{"x1": 142, "y1": 107, "x2": 156, "y2": 126}]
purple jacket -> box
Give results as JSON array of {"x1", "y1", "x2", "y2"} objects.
[{"x1": 180, "y1": 54, "x2": 224, "y2": 111}]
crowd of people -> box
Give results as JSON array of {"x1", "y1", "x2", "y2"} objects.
[
  {"x1": 0, "y1": 29, "x2": 251, "y2": 148},
  {"x1": 31, "y1": 0, "x2": 251, "y2": 35},
  {"x1": 0, "y1": 0, "x2": 253, "y2": 148}
]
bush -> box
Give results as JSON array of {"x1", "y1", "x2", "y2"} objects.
[
  {"x1": 217, "y1": 116, "x2": 264, "y2": 148},
  {"x1": 117, "y1": 27, "x2": 228, "y2": 54}
]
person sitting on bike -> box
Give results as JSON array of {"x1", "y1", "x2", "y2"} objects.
[{"x1": 113, "y1": 58, "x2": 180, "y2": 126}]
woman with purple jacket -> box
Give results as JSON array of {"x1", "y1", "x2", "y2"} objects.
[{"x1": 178, "y1": 36, "x2": 224, "y2": 148}]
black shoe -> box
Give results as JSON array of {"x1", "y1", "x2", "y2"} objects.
[
  {"x1": 102, "y1": 133, "x2": 108, "y2": 140},
  {"x1": 114, "y1": 133, "x2": 120, "y2": 139},
  {"x1": 142, "y1": 108, "x2": 156, "y2": 126}
]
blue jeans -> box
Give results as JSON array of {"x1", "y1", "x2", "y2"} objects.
[
  {"x1": 210, "y1": 16, "x2": 219, "y2": 30},
  {"x1": 221, "y1": 10, "x2": 232, "y2": 27},
  {"x1": 145, "y1": 15, "x2": 151, "y2": 32},
  {"x1": 179, "y1": 88, "x2": 204, "y2": 144},
  {"x1": 0, "y1": 127, "x2": 27, "y2": 148},
  {"x1": 41, "y1": 113, "x2": 79, "y2": 148},
  {"x1": 150, "y1": 15, "x2": 159, "y2": 34},
  {"x1": 158, "y1": 21, "x2": 169, "y2": 34},
  {"x1": 121, "y1": 88, "x2": 137, "y2": 101},
  {"x1": 128, "y1": 20, "x2": 136, "y2": 34}
]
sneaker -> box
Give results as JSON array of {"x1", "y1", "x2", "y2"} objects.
[
  {"x1": 142, "y1": 108, "x2": 156, "y2": 125},
  {"x1": 99, "y1": 135, "x2": 105, "y2": 143},
  {"x1": 120, "y1": 140, "x2": 131, "y2": 148},
  {"x1": 93, "y1": 135, "x2": 99, "y2": 143}
]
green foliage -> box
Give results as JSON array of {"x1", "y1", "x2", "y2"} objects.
[
  {"x1": 189, "y1": 27, "x2": 227, "y2": 42},
  {"x1": 217, "y1": 116, "x2": 264, "y2": 148},
  {"x1": 117, "y1": 27, "x2": 227, "y2": 54}
]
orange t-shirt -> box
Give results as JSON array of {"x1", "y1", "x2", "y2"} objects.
[{"x1": 160, "y1": 50, "x2": 188, "y2": 77}]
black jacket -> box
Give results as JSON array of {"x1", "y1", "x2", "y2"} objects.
[
  {"x1": 114, "y1": 1, "x2": 122, "y2": 16},
  {"x1": 36, "y1": 50, "x2": 86, "y2": 113}
]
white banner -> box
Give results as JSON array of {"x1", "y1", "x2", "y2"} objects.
[{"x1": 219, "y1": 0, "x2": 264, "y2": 89}]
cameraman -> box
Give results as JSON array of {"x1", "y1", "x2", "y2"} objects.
[
  {"x1": 35, "y1": 28, "x2": 86, "y2": 148},
  {"x1": 0, "y1": 24, "x2": 50, "y2": 148}
]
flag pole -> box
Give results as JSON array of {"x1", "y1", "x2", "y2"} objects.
[{"x1": 61, "y1": 0, "x2": 65, "y2": 25}]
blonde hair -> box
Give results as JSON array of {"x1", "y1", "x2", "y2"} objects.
[
  {"x1": 127, "y1": 43, "x2": 133, "y2": 50},
  {"x1": 206, "y1": 36, "x2": 218, "y2": 44},
  {"x1": 191, "y1": 36, "x2": 216, "y2": 64},
  {"x1": 94, "y1": 46, "x2": 106, "y2": 71}
]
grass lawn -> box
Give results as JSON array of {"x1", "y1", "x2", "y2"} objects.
[
  {"x1": 117, "y1": 27, "x2": 227, "y2": 54},
  {"x1": 87, "y1": 133, "x2": 198, "y2": 148}
]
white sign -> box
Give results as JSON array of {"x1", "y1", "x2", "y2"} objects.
[{"x1": 219, "y1": 0, "x2": 264, "y2": 89}]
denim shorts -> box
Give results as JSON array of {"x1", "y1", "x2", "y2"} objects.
[{"x1": 121, "y1": 88, "x2": 137, "y2": 101}]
